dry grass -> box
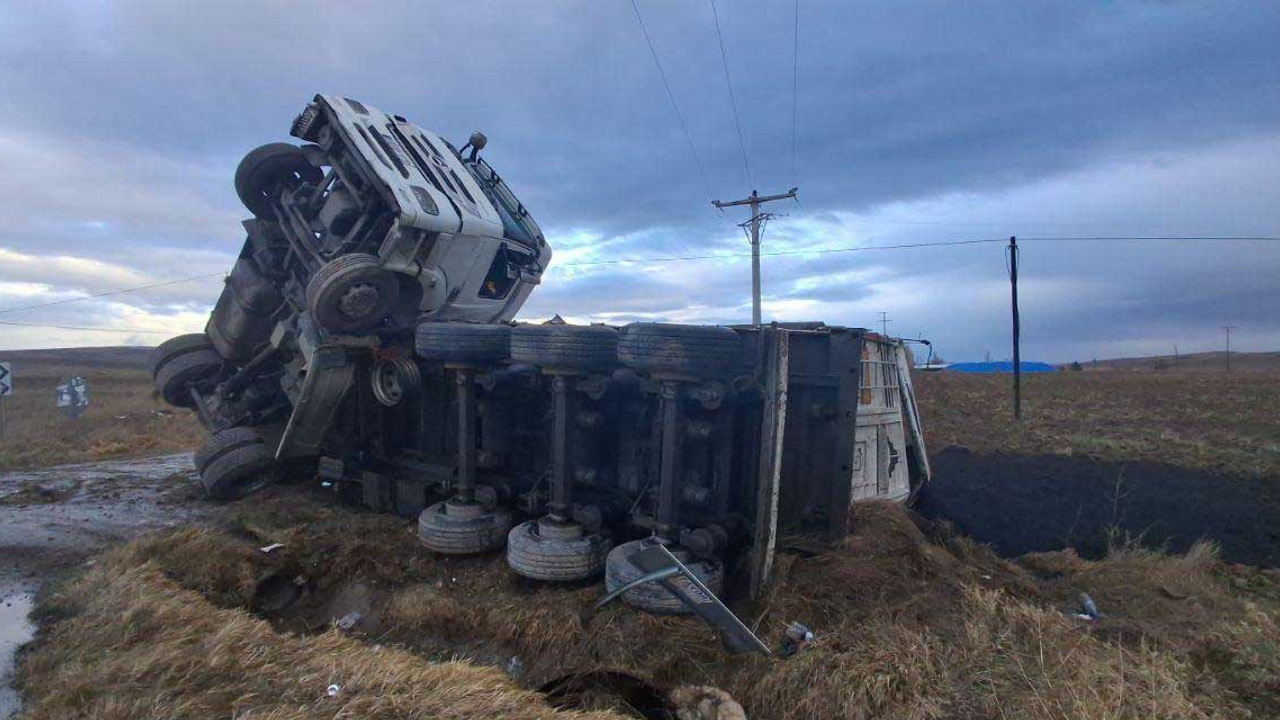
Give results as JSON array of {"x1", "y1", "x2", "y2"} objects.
[
  {"x1": 21, "y1": 496, "x2": 1280, "y2": 719},
  {"x1": 0, "y1": 355, "x2": 203, "y2": 471},
  {"x1": 20, "y1": 561, "x2": 627, "y2": 720},
  {"x1": 914, "y1": 371, "x2": 1280, "y2": 478}
]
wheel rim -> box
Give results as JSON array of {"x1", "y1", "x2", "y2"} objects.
[{"x1": 371, "y1": 357, "x2": 421, "y2": 407}]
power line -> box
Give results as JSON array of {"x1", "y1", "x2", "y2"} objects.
[
  {"x1": 0, "y1": 271, "x2": 225, "y2": 316},
  {"x1": 0, "y1": 319, "x2": 172, "y2": 335},
  {"x1": 1020, "y1": 236, "x2": 1280, "y2": 242},
  {"x1": 558, "y1": 237, "x2": 1005, "y2": 267},
  {"x1": 708, "y1": 0, "x2": 753, "y2": 189},
  {"x1": 629, "y1": 0, "x2": 717, "y2": 202},
  {"x1": 555, "y1": 234, "x2": 1280, "y2": 268},
  {"x1": 1, "y1": 235, "x2": 1273, "y2": 336}
]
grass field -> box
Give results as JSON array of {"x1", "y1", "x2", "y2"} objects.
[
  {"x1": 0, "y1": 347, "x2": 203, "y2": 471},
  {"x1": 915, "y1": 370, "x2": 1280, "y2": 478}
]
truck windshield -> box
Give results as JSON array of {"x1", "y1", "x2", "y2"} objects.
[{"x1": 464, "y1": 158, "x2": 544, "y2": 250}]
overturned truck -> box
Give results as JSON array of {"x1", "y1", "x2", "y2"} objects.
[{"x1": 152, "y1": 95, "x2": 930, "y2": 616}]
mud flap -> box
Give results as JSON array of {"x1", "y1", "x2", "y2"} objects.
[
  {"x1": 596, "y1": 544, "x2": 770, "y2": 656},
  {"x1": 276, "y1": 345, "x2": 355, "y2": 460}
]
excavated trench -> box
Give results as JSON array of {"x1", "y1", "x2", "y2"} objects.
[
  {"x1": 234, "y1": 508, "x2": 690, "y2": 718},
  {"x1": 918, "y1": 446, "x2": 1280, "y2": 566}
]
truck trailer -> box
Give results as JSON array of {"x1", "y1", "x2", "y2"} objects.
[{"x1": 151, "y1": 95, "x2": 930, "y2": 616}]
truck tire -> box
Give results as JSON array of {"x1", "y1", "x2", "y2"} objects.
[
  {"x1": 234, "y1": 143, "x2": 321, "y2": 219},
  {"x1": 604, "y1": 538, "x2": 724, "y2": 615},
  {"x1": 306, "y1": 254, "x2": 400, "y2": 335},
  {"x1": 151, "y1": 333, "x2": 223, "y2": 408},
  {"x1": 618, "y1": 324, "x2": 742, "y2": 377},
  {"x1": 509, "y1": 324, "x2": 618, "y2": 372},
  {"x1": 194, "y1": 425, "x2": 278, "y2": 500},
  {"x1": 418, "y1": 499, "x2": 512, "y2": 554},
  {"x1": 415, "y1": 322, "x2": 511, "y2": 365},
  {"x1": 506, "y1": 519, "x2": 612, "y2": 581}
]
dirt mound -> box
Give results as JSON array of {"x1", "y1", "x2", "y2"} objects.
[
  {"x1": 918, "y1": 446, "x2": 1280, "y2": 566},
  {"x1": 19, "y1": 491, "x2": 1280, "y2": 719}
]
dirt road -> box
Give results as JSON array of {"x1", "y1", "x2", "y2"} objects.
[{"x1": 0, "y1": 453, "x2": 208, "y2": 719}]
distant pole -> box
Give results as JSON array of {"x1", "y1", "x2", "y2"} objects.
[
  {"x1": 1009, "y1": 236, "x2": 1021, "y2": 419},
  {"x1": 713, "y1": 187, "x2": 798, "y2": 327},
  {"x1": 879, "y1": 311, "x2": 891, "y2": 336},
  {"x1": 1223, "y1": 325, "x2": 1237, "y2": 372},
  {"x1": 1174, "y1": 344, "x2": 1180, "y2": 369}
]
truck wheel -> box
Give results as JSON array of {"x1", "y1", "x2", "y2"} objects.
[
  {"x1": 506, "y1": 519, "x2": 612, "y2": 581},
  {"x1": 418, "y1": 499, "x2": 512, "y2": 554},
  {"x1": 618, "y1": 324, "x2": 742, "y2": 377},
  {"x1": 306, "y1": 254, "x2": 400, "y2": 335},
  {"x1": 151, "y1": 333, "x2": 223, "y2": 408},
  {"x1": 194, "y1": 425, "x2": 278, "y2": 500},
  {"x1": 509, "y1": 324, "x2": 618, "y2": 372},
  {"x1": 234, "y1": 143, "x2": 321, "y2": 219},
  {"x1": 415, "y1": 322, "x2": 511, "y2": 365},
  {"x1": 604, "y1": 538, "x2": 724, "y2": 615}
]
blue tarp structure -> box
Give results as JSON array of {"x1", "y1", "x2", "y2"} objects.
[{"x1": 946, "y1": 361, "x2": 1057, "y2": 374}]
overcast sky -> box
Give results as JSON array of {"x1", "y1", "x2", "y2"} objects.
[{"x1": 1, "y1": 0, "x2": 1277, "y2": 362}]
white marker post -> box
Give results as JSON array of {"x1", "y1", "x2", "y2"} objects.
[{"x1": 56, "y1": 376, "x2": 89, "y2": 422}]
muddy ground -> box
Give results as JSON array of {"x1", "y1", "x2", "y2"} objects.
[
  {"x1": 917, "y1": 446, "x2": 1280, "y2": 566},
  {"x1": 0, "y1": 454, "x2": 210, "y2": 719}
]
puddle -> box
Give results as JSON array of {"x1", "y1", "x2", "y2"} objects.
[{"x1": 0, "y1": 590, "x2": 35, "y2": 719}]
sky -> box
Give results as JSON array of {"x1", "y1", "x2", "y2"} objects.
[{"x1": 0, "y1": 0, "x2": 1278, "y2": 362}]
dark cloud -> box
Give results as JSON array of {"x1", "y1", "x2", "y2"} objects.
[{"x1": 0, "y1": 1, "x2": 1277, "y2": 359}]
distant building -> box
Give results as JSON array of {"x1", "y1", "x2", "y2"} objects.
[{"x1": 945, "y1": 361, "x2": 1057, "y2": 374}]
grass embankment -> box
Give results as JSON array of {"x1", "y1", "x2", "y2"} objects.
[
  {"x1": 915, "y1": 370, "x2": 1280, "y2": 478},
  {"x1": 20, "y1": 496, "x2": 1280, "y2": 719}
]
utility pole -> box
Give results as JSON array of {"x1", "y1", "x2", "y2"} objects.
[
  {"x1": 1223, "y1": 325, "x2": 1237, "y2": 372},
  {"x1": 1009, "y1": 236, "x2": 1022, "y2": 420},
  {"x1": 879, "y1": 312, "x2": 891, "y2": 336},
  {"x1": 1174, "y1": 344, "x2": 1180, "y2": 369},
  {"x1": 713, "y1": 187, "x2": 798, "y2": 326}
]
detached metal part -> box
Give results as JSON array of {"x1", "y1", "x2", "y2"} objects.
[{"x1": 596, "y1": 543, "x2": 770, "y2": 656}]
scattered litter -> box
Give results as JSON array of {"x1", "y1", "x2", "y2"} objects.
[
  {"x1": 779, "y1": 621, "x2": 814, "y2": 657},
  {"x1": 259, "y1": 543, "x2": 286, "y2": 554},
  {"x1": 669, "y1": 685, "x2": 747, "y2": 720},
  {"x1": 1079, "y1": 593, "x2": 1100, "y2": 620},
  {"x1": 326, "y1": 684, "x2": 340, "y2": 698},
  {"x1": 336, "y1": 611, "x2": 362, "y2": 630},
  {"x1": 506, "y1": 655, "x2": 524, "y2": 678}
]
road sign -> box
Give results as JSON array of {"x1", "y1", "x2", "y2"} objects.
[
  {"x1": 56, "y1": 376, "x2": 89, "y2": 419},
  {"x1": 0, "y1": 362, "x2": 10, "y2": 397}
]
